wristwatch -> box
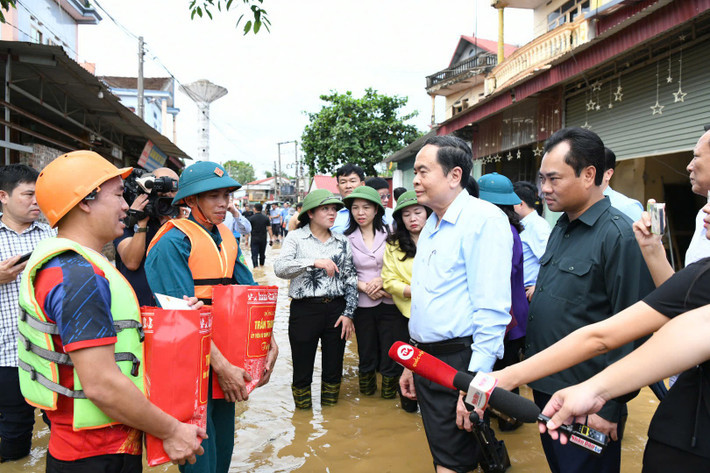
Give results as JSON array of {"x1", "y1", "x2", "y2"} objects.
[{"x1": 134, "y1": 225, "x2": 148, "y2": 233}]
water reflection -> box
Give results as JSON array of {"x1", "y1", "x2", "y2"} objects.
[{"x1": 6, "y1": 243, "x2": 657, "y2": 472}]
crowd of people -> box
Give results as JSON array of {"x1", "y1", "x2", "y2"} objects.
[{"x1": 1, "y1": 125, "x2": 710, "y2": 473}]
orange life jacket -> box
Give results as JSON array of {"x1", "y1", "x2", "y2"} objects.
[{"x1": 148, "y1": 218, "x2": 238, "y2": 305}]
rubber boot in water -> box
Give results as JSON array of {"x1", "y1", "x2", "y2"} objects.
[
  {"x1": 381, "y1": 375, "x2": 399, "y2": 399},
  {"x1": 291, "y1": 384, "x2": 312, "y2": 409},
  {"x1": 359, "y1": 371, "x2": 377, "y2": 395},
  {"x1": 321, "y1": 381, "x2": 341, "y2": 406}
]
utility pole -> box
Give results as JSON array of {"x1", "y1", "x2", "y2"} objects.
[
  {"x1": 273, "y1": 160, "x2": 278, "y2": 201},
  {"x1": 294, "y1": 140, "x2": 299, "y2": 200},
  {"x1": 137, "y1": 36, "x2": 144, "y2": 120}
]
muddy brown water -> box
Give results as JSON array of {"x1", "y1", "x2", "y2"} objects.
[{"x1": 5, "y1": 243, "x2": 658, "y2": 472}]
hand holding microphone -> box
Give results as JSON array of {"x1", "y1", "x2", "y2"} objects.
[
  {"x1": 388, "y1": 341, "x2": 609, "y2": 455},
  {"x1": 388, "y1": 341, "x2": 539, "y2": 423}
]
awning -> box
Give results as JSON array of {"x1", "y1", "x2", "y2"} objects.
[{"x1": 0, "y1": 41, "x2": 191, "y2": 166}]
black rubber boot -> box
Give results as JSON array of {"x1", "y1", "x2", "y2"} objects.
[
  {"x1": 291, "y1": 385, "x2": 312, "y2": 409},
  {"x1": 321, "y1": 381, "x2": 341, "y2": 406},
  {"x1": 359, "y1": 371, "x2": 377, "y2": 395},
  {"x1": 381, "y1": 375, "x2": 399, "y2": 399}
]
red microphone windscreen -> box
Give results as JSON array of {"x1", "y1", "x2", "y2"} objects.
[{"x1": 388, "y1": 341, "x2": 458, "y2": 390}]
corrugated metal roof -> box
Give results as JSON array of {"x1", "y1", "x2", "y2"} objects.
[{"x1": 0, "y1": 41, "x2": 191, "y2": 164}]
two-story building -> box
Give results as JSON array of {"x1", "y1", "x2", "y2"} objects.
[{"x1": 389, "y1": 0, "x2": 710, "y2": 265}]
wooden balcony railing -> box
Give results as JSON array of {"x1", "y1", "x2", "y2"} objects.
[
  {"x1": 426, "y1": 54, "x2": 498, "y2": 89},
  {"x1": 490, "y1": 17, "x2": 591, "y2": 92}
]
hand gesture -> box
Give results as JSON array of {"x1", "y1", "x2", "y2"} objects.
[
  {"x1": 314, "y1": 259, "x2": 339, "y2": 277},
  {"x1": 632, "y1": 200, "x2": 662, "y2": 253},
  {"x1": 0, "y1": 255, "x2": 26, "y2": 285},
  {"x1": 163, "y1": 421, "x2": 206, "y2": 465},
  {"x1": 334, "y1": 315, "x2": 354, "y2": 340}
]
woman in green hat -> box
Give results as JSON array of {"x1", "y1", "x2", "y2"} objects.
[
  {"x1": 342, "y1": 185, "x2": 403, "y2": 401},
  {"x1": 274, "y1": 189, "x2": 357, "y2": 409},
  {"x1": 382, "y1": 190, "x2": 431, "y2": 412}
]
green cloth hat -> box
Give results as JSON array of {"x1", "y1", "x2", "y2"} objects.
[
  {"x1": 172, "y1": 161, "x2": 241, "y2": 205},
  {"x1": 393, "y1": 190, "x2": 419, "y2": 215},
  {"x1": 298, "y1": 189, "x2": 343, "y2": 221},
  {"x1": 342, "y1": 185, "x2": 384, "y2": 209}
]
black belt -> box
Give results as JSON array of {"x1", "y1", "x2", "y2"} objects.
[
  {"x1": 297, "y1": 296, "x2": 344, "y2": 304},
  {"x1": 410, "y1": 336, "x2": 473, "y2": 355}
]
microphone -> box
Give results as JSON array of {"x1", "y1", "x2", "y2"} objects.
[{"x1": 389, "y1": 341, "x2": 539, "y2": 423}]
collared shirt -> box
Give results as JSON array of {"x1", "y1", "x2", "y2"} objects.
[
  {"x1": 410, "y1": 190, "x2": 513, "y2": 373},
  {"x1": 685, "y1": 208, "x2": 710, "y2": 266},
  {"x1": 347, "y1": 227, "x2": 393, "y2": 308},
  {"x1": 603, "y1": 186, "x2": 644, "y2": 222},
  {"x1": 223, "y1": 211, "x2": 252, "y2": 237},
  {"x1": 526, "y1": 198, "x2": 654, "y2": 421},
  {"x1": 519, "y1": 211, "x2": 551, "y2": 287},
  {"x1": 0, "y1": 219, "x2": 55, "y2": 366},
  {"x1": 145, "y1": 215, "x2": 255, "y2": 302},
  {"x1": 273, "y1": 225, "x2": 358, "y2": 318},
  {"x1": 330, "y1": 207, "x2": 351, "y2": 234},
  {"x1": 382, "y1": 242, "x2": 414, "y2": 318}
]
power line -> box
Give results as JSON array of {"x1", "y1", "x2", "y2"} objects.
[{"x1": 15, "y1": 1, "x2": 81, "y2": 59}]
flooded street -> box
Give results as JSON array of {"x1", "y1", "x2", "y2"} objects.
[{"x1": 5, "y1": 243, "x2": 659, "y2": 473}]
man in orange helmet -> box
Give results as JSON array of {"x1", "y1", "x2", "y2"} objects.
[{"x1": 17, "y1": 151, "x2": 205, "y2": 472}]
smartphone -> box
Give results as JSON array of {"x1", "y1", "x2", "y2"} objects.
[
  {"x1": 648, "y1": 202, "x2": 666, "y2": 235},
  {"x1": 14, "y1": 252, "x2": 31, "y2": 265}
]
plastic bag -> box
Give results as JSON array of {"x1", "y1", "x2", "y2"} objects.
[
  {"x1": 210, "y1": 285, "x2": 277, "y2": 398},
  {"x1": 142, "y1": 307, "x2": 212, "y2": 466}
]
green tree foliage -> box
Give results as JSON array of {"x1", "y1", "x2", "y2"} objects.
[
  {"x1": 301, "y1": 89, "x2": 420, "y2": 176},
  {"x1": 222, "y1": 160, "x2": 256, "y2": 184},
  {"x1": 0, "y1": 1, "x2": 16, "y2": 23},
  {"x1": 188, "y1": 0, "x2": 270, "y2": 35}
]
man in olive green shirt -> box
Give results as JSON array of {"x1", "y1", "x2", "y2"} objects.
[{"x1": 527, "y1": 127, "x2": 654, "y2": 473}]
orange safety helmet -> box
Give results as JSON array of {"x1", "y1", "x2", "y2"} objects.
[{"x1": 36, "y1": 150, "x2": 132, "y2": 227}]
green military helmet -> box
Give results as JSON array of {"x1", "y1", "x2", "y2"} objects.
[
  {"x1": 298, "y1": 189, "x2": 344, "y2": 222},
  {"x1": 342, "y1": 185, "x2": 384, "y2": 209},
  {"x1": 393, "y1": 190, "x2": 418, "y2": 216},
  {"x1": 172, "y1": 161, "x2": 241, "y2": 205}
]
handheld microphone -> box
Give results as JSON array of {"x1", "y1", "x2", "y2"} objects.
[{"x1": 388, "y1": 341, "x2": 539, "y2": 423}]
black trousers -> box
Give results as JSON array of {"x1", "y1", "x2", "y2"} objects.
[
  {"x1": 533, "y1": 390, "x2": 623, "y2": 473},
  {"x1": 289, "y1": 298, "x2": 347, "y2": 387},
  {"x1": 353, "y1": 303, "x2": 409, "y2": 377},
  {"x1": 250, "y1": 237, "x2": 267, "y2": 267},
  {"x1": 0, "y1": 367, "x2": 35, "y2": 461},
  {"x1": 46, "y1": 452, "x2": 142, "y2": 473},
  {"x1": 642, "y1": 438, "x2": 710, "y2": 472},
  {"x1": 414, "y1": 347, "x2": 479, "y2": 472}
]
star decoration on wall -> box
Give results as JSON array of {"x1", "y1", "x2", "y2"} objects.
[
  {"x1": 581, "y1": 121, "x2": 592, "y2": 130},
  {"x1": 614, "y1": 87, "x2": 623, "y2": 102},
  {"x1": 533, "y1": 146, "x2": 543, "y2": 157},
  {"x1": 608, "y1": 103, "x2": 613, "y2": 109},
  {"x1": 516, "y1": 150, "x2": 522, "y2": 160},
  {"x1": 595, "y1": 104, "x2": 601, "y2": 111},
  {"x1": 591, "y1": 81, "x2": 602, "y2": 92},
  {"x1": 586, "y1": 99, "x2": 596, "y2": 111},
  {"x1": 651, "y1": 101, "x2": 664, "y2": 115},
  {"x1": 666, "y1": 75, "x2": 673, "y2": 84},
  {"x1": 673, "y1": 86, "x2": 687, "y2": 103},
  {"x1": 507, "y1": 153, "x2": 513, "y2": 161}
]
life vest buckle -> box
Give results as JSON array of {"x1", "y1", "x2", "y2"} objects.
[
  {"x1": 137, "y1": 325, "x2": 145, "y2": 343},
  {"x1": 29, "y1": 367, "x2": 37, "y2": 381},
  {"x1": 21, "y1": 336, "x2": 31, "y2": 351},
  {"x1": 131, "y1": 359, "x2": 140, "y2": 377}
]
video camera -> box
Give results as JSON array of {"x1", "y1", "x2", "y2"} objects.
[{"x1": 123, "y1": 169, "x2": 179, "y2": 227}]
